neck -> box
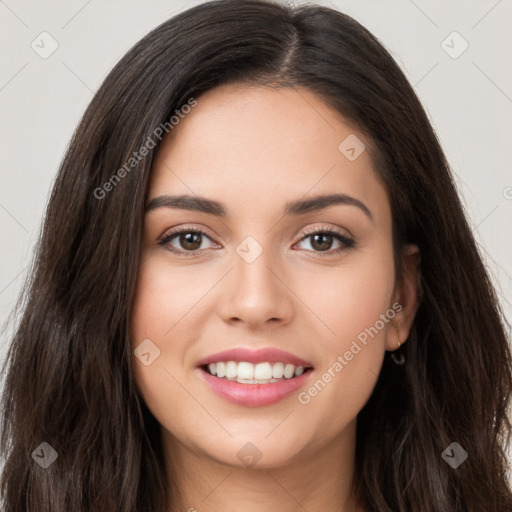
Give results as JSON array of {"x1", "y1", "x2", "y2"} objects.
[{"x1": 163, "y1": 419, "x2": 364, "y2": 512}]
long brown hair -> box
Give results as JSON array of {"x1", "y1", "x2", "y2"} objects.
[{"x1": 1, "y1": 1, "x2": 511, "y2": 510}]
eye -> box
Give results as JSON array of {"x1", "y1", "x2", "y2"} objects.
[
  {"x1": 158, "y1": 224, "x2": 355, "y2": 257},
  {"x1": 158, "y1": 226, "x2": 219, "y2": 256},
  {"x1": 294, "y1": 225, "x2": 355, "y2": 256}
]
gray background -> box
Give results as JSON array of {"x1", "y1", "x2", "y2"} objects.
[{"x1": 1, "y1": 0, "x2": 511, "y2": 469}]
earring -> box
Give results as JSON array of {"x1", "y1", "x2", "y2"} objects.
[{"x1": 391, "y1": 324, "x2": 405, "y2": 365}]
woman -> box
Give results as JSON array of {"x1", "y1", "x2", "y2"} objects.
[{"x1": 1, "y1": 0, "x2": 511, "y2": 510}]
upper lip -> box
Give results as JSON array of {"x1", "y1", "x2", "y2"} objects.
[{"x1": 196, "y1": 347, "x2": 313, "y2": 368}]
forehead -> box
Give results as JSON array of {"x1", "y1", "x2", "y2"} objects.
[{"x1": 149, "y1": 84, "x2": 389, "y2": 223}]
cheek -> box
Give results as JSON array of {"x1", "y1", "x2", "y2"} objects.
[
  {"x1": 129, "y1": 254, "x2": 193, "y2": 399},
  {"x1": 129, "y1": 254, "x2": 203, "y2": 440},
  {"x1": 131, "y1": 253, "x2": 193, "y2": 339},
  {"x1": 302, "y1": 243, "x2": 395, "y2": 347},
  {"x1": 294, "y1": 245, "x2": 395, "y2": 422}
]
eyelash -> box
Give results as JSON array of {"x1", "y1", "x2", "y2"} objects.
[{"x1": 158, "y1": 224, "x2": 356, "y2": 258}]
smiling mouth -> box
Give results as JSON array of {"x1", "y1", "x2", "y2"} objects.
[{"x1": 200, "y1": 361, "x2": 314, "y2": 384}]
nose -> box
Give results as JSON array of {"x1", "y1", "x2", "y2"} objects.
[{"x1": 218, "y1": 243, "x2": 295, "y2": 330}]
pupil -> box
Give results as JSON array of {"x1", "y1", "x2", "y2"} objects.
[
  {"x1": 312, "y1": 233, "x2": 332, "y2": 251},
  {"x1": 181, "y1": 232, "x2": 201, "y2": 250}
]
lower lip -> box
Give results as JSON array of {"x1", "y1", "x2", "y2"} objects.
[{"x1": 197, "y1": 367, "x2": 313, "y2": 407}]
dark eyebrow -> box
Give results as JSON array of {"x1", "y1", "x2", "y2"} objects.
[
  {"x1": 283, "y1": 193, "x2": 373, "y2": 221},
  {"x1": 145, "y1": 193, "x2": 373, "y2": 221},
  {"x1": 145, "y1": 194, "x2": 226, "y2": 216}
]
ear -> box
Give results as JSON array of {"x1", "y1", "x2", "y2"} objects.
[{"x1": 385, "y1": 244, "x2": 421, "y2": 351}]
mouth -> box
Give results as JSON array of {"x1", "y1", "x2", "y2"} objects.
[
  {"x1": 199, "y1": 361, "x2": 314, "y2": 384},
  {"x1": 195, "y1": 347, "x2": 314, "y2": 407}
]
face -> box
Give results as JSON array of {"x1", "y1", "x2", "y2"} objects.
[{"x1": 130, "y1": 83, "x2": 419, "y2": 470}]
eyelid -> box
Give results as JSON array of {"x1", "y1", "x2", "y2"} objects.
[
  {"x1": 159, "y1": 223, "x2": 217, "y2": 241},
  {"x1": 159, "y1": 223, "x2": 352, "y2": 242},
  {"x1": 295, "y1": 223, "x2": 354, "y2": 242}
]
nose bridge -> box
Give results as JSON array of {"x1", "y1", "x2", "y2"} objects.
[{"x1": 220, "y1": 232, "x2": 293, "y2": 326}]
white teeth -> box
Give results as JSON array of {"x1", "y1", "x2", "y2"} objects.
[
  {"x1": 205, "y1": 361, "x2": 307, "y2": 382},
  {"x1": 237, "y1": 378, "x2": 277, "y2": 384},
  {"x1": 284, "y1": 364, "x2": 295, "y2": 379},
  {"x1": 294, "y1": 366, "x2": 304, "y2": 376},
  {"x1": 237, "y1": 362, "x2": 254, "y2": 380},
  {"x1": 254, "y1": 362, "x2": 273, "y2": 380},
  {"x1": 272, "y1": 362, "x2": 284, "y2": 378},
  {"x1": 225, "y1": 361, "x2": 237, "y2": 378},
  {"x1": 216, "y1": 362, "x2": 226, "y2": 378}
]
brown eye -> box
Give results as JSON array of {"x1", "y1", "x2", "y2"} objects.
[
  {"x1": 295, "y1": 228, "x2": 355, "y2": 256},
  {"x1": 178, "y1": 231, "x2": 203, "y2": 251},
  {"x1": 309, "y1": 233, "x2": 335, "y2": 251},
  {"x1": 159, "y1": 228, "x2": 218, "y2": 255}
]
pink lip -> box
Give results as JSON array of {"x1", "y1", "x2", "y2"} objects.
[
  {"x1": 196, "y1": 367, "x2": 313, "y2": 407},
  {"x1": 196, "y1": 347, "x2": 313, "y2": 367},
  {"x1": 196, "y1": 348, "x2": 314, "y2": 407}
]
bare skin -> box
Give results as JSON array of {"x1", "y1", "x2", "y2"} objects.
[{"x1": 130, "y1": 83, "x2": 420, "y2": 512}]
